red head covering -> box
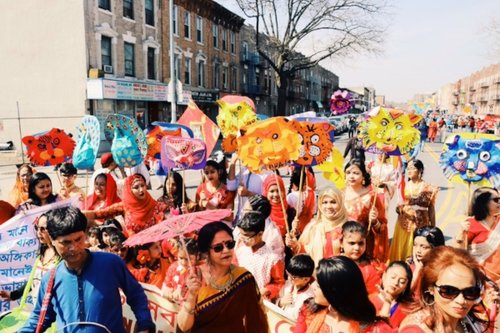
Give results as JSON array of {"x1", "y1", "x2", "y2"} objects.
[
  {"x1": 123, "y1": 174, "x2": 158, "y2": 233},
  {"x1": 0, "y1": 200, "x2": 15, "y2": 225},
  {"x1": 86, "y1": 173, "x2": 121, "y2": 209},
  {"x1": 262, "y1": 174, "x2": 288, "y2": 236}
]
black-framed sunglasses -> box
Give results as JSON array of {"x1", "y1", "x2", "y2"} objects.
[
  {"x1": 434, "y1": 284, "x2": 482, "y2": 301},
  {"x1": 210, "y1": 240, "x2": 236, "y2": 253}
]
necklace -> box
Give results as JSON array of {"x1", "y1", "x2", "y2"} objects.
[
  {"x1": 209, "y1": 265, "x2": 234, "y2": 291},
  {"x1": 407, "y1": 180, "x2": 424, "y2": 198}
]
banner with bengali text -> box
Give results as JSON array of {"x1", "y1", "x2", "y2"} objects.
[{"x1": 0, "y1": 198, "x2": 78, "y2": 314}]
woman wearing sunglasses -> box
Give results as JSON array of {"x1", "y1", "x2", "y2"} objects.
[
  {"x1": 399, "y1": 246, "x2": 493, "y2": 333},
  {"x1": 455, "y1": 187, "x2": 500, "y2": 283},
  {"x1": 177, "y1": 221, "x2": 269, "y2": 333}
]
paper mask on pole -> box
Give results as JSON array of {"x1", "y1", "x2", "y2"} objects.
[{"x1": 161, "y1": 136, "x2": 207, "y2": 170}]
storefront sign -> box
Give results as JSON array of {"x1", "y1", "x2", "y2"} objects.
[
  {"x1": 191, "y1": 91, "x2": 219, "y2": 103},
  {"x1": 87, "y1": 79, "x2": 169, "y2": 101}
]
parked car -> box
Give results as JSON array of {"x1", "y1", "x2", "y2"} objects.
[{"x1": 328, "y1": 116, "x2": 348, "y2": 133}]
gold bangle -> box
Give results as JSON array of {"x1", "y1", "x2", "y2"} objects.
[{"x1": 183, "y1": 303, "x2": 196, "y2": 315}]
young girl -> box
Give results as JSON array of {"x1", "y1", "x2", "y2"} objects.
[
  {"x1": 87, "y1": 226, "x2": 101, "y2": 251},
  {"x1": 162, "y1": 238, "x2": 199, "y2": 304},
  {"x1": 129, "y1": 241, "x2": 171, "y2": 289},
  {"x1": 196, "y1": 160, "x2": 235, "y2": 221},
  {"x1": 369, "y1": 261, "x2": 413, "y2": 328},
  {"x1": 157, "y1": 171, "x2": 197, "y2": 215},
  {"x1": 286, "y1": 167, "x2": 316, "y2": 235},
  {"x1": 57, "y1": 162, "x2": 85, "y2": 200},
  {"x1": 343, "y1": 158, "x2": 388, "y2": 263},
  {"x1": 340, "y1": 221, "x2": 384, "y2": 296}
]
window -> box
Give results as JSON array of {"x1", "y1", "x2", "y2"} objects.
[
  {"x1": 212, "y1": 25, "x2": 218, "y2": 48},
  {"x1": 184, "y1": 58, "x2": 191, "y2": 85},
  {"x1": 242, "y1": 42, "x2": 248, "y2": 60},
  {"x1": 213, "y1": 63, "x2": 220, "y2": 88},
  {"x1": 173, "y1": 55, "x2": 180, "y2": 79},
  {"x1": 230, "y1": 31, "x2": 236, "y2": 54},
  {"x1": 197, "y1": 61, "x2": 205, "y2": 87},
  {"x1": 184, "y1": 11, "x2": 191, "y2": 39},
  {"x1": 101, "y1": 36, "x2": 112, "y2": 69},
  {"x1": 147, "y1": 47, "x2": 155, "y2": 80},
  {"x1": 231, "y1": 67, "x2": 237, "y2": 91},
  {"x1": 222, "y1": 29, "x2": 227, "y2": 51},
  {"x1": 123, "y1": 0, "x2": 134, "y2": 19},
  {"x1": 99, "y1": 0, "x2": 110, "y2": 11},
  {"x1": 172, "y1": 5, "x2": 178, "y2": 35},
  {"x1": 223, "y1": 67, "x2": 228, "y2": 89},
  {"x1": 124, "y1": 42, "x2": 135, "y2": 76},
  {"x1": 145, "y1": 0, "x2": 154, "y2": 26},
  {"x1": 196, "y1": 16, "x2": 203, "y2": 43}
]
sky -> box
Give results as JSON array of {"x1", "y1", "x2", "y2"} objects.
[{"x1": 217, "y1": 0, "x2": 500, "y2": 102}]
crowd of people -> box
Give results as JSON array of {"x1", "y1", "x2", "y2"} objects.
[{"x1": 0, "y1": 118, "x2": 499, "y2": 333}]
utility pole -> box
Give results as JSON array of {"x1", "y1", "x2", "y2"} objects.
[{"x1": 169, "y1": 0, "x2": 177, "y2": 122}]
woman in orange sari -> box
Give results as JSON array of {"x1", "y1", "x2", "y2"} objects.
[
  {"x1": 343, "y1": 159, "x2": 388, "y2": 263},
  {"x1": 8, "y1": 163, "x2": 35, "y2": 208}
]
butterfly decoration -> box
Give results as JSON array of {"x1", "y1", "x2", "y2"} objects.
[
  {"x1": 22, "y1": 128, "x2": 75, "y2": 166},
  {"x1": 161, "y1": 136, "x2": 207, "y2": 170}
]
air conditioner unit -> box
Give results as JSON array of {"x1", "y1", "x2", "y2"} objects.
[{"x1": 103, "y1": 65, "x2": 113, "y2": 73}]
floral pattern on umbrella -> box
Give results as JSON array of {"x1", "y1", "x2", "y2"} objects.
[
  {"x1": 22, "y1": 128, "x2": 75, "y2": 166},
  {"x1": 123, "y1": 209, "x2": 232, "y2": 247}
]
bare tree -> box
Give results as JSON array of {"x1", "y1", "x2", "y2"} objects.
[{"x1": 233, "y1": 0, "x2": 388, "y2": 116}]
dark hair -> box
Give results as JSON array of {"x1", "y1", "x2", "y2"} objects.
[
  {"x1": 316, "y1": 256, "x2": 376, "y2": 324},
  {"x1": 103, "y1": 218, "x2": 123, "y2": 232},
  {"x1": 108, "y1": 231, "x2": 127, "y2": 248},
  {"x1": 88, "y1": 226, "x2": 100, "y2": 237},
  {"x1": 341, "y1": 221, "x2": 370, "y2": 263},
  {"x1": 94, "y1": 173, "x2": 107, "y2": 183},
  {"x1": 59, "y1": 162, "x2": 77, "y2": 175},
  {"x1": 17, "y1": 163, "x2": 35, "y2": 178},
  {"x1": 177, "y1": 237, "x2": 199, "y2": 256},
  {"x1": 288, "y1": 167, "x2": 307, "y2": 194},
  {"x1": 344, "y1": 158, "x2": 371, "y2": 187},
  {"x1": 382, "y1": 261, "x2": 413, "y2": 305},
  {"x1": 205, "y1": 160, "x2": 228, "y2": 184},
  {"x1": 246, "y1": 195, "x2": 271, "y2": 218},
  {"x1": 468, "y1": 187, "x2": 498, "y2": 221},
  {"x1": 287, "y1": 254, "x2": 314, "y2": 277},
  {"x1": 162, "y1": 171, "x2": 188, "y2": 209},
  {"x1": 407, "y1": 159, "x2": 424, "y2": 178},
  {"x1": 237, "y1": 212, "x2": 265, "y2": 234},
  {"x1": 28, "y1": 173, "x2": 57, "y2": 206},
  {"x1": 46, "y1": 207, "x2": 87, "y2": 239},
  {"x1": 413, "y1": 226, "x2": 445, "y2": 248},
  {"x1": 197, "y1": 221, "x2": 233, "y2": 253}
]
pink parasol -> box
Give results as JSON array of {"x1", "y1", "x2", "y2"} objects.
[{"x1": 123, "y1": 209, "x2": 232, "y2": 247}]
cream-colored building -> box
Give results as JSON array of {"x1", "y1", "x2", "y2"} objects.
[{"x1": 445, "y1": 63, "x2": 500, "y2": 115}]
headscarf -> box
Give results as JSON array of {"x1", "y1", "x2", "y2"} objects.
[
  {"x1": 85, "y1": 173, "x2": 121, "y2": 209},
  {"x1": 262, "y1": 174, "x2": 288, "y2": 236},
  {"x1": 123, "y1": 174, "x2": 158, "y2": 233},
  {"x1": 8, "y1": 164, "x2": 35, "y2": 208},
  {"x1": 299, "y1": 188, "x2": 347, "y2": 266}
]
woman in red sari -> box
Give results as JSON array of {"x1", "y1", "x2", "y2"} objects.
[
  {"x1": 287, "y1": 167, "x2": 317, "y2": 235},
  {"x1": 262, "y1": 173, "x2": 294, "y2": 237},
  {"x1": 177, "y1": 222, "x2": 269, "y2": 333},
  {"x1": 343, "y1": 159, "x2": 388, "y2": 263},
  {"x1": 82, "y1": 173, "x2": 121, "y2": 224},
  {"x1": 84, "y1": 174, "x2": 166, "y2": 235}
]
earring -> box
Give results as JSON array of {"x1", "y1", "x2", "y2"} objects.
[
  {"x1": 422, "y1": 290, "x2": 435, "y2": 306},
  {"x1": 362, "y1": 179, "x2": 366, "y2": 186}
]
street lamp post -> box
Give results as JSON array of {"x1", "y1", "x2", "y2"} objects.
[{"x1": 169, "y1": 0, "x2": 177, "y2": 123}]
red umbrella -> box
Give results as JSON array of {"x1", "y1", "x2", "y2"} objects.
[{"x1": 123, "y1": 209, "x2": 232, "y2": 247}]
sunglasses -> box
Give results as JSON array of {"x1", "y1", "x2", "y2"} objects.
[
  {"x1": 434, "y1": 284, "x2": 482, "y2": 301},
  {"x1": 491, "y1": 197, "x2": 500, "y2": 203},
  {"x1": 210, "y1": 240, "x2": 236, "y2": 253}
]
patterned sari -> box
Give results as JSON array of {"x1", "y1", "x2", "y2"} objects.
[{"x1": 189, "y1": 266, "x2": 269, "y2": 333}]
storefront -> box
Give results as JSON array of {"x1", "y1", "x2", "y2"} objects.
[{"x1": 87, "y1": 78, "x2": 171, "y2": 151}]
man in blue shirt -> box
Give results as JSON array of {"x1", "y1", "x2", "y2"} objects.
[{"x1": 20, "y1": 207, "x2": 154, "y2": 333}]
